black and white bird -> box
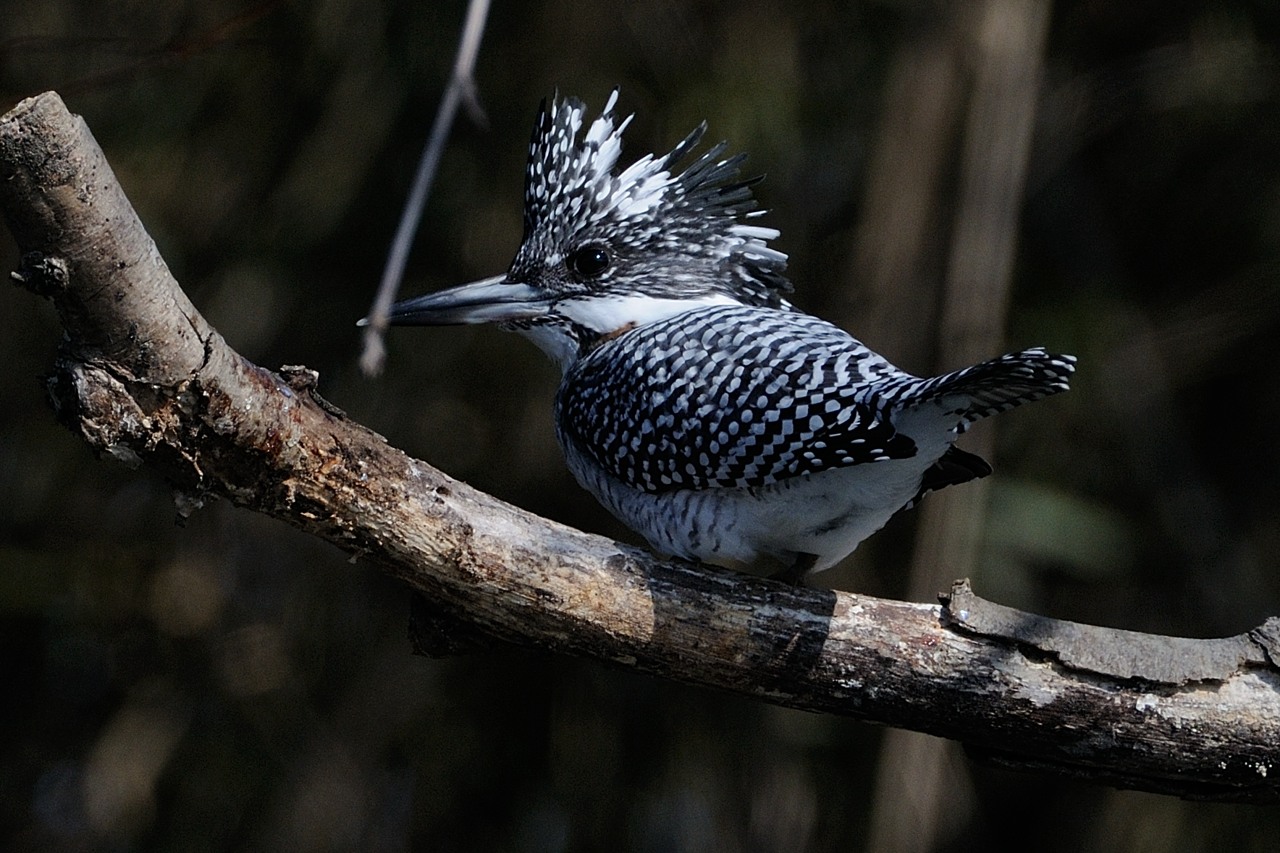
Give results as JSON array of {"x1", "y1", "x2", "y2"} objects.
[{"x1": 382, "y1": 91, "x2": 1075, "y2": 579}]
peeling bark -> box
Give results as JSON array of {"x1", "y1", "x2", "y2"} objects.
[
  {"x1": 3, "y1": 91, "x2": 1279, "y2": 803},
  {"x1": 944, "y1": 580, "x2": 1280, "y2": 683}
]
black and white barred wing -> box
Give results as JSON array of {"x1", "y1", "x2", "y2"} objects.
[{"x1": 556, "y1": 305, "x2": 918, "y2": 494}]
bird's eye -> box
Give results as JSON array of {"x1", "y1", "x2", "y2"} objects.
[{"x1": 568, "y1": 245, "x2": 610, "y2": 278}]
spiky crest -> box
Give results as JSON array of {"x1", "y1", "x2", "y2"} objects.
[{"x1": 511, "y1": 90, "x2": 792, "y2": 308}]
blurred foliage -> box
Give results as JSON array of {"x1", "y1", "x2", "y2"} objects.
[{"x1": 2, "y1": 0, "x2": 1279, "y2": 850}]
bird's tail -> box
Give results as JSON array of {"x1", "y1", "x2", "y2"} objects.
[{"x1": 901, "y1": 347, "x2": 1076, "y2": 431}]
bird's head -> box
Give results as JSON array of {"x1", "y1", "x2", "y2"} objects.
[{"x1": 383, "y1": 91, "x2": 791, "y2": 369}]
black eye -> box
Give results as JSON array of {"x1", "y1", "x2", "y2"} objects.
[{"x1": 568, "y1": 245, "x2": 610, "y2": 278}]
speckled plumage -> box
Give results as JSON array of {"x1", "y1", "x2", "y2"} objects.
[
  {"x1": 386, "y1": 92, "x2": 1076, "y2": 576},
  {"x1": 557, "y1": 305, "x2": 1073, "y2": 494}
]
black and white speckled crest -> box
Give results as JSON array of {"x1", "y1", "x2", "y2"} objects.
[
  {"x1": 510, "y1": 91, "x2": 791, "y2": 308},
  {"x1": 556, "y1": 304, "x2": 1076, "y2": 494}
]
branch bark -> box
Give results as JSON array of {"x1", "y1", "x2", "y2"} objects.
[{"x1": 4, "y1": 91, "x2": 1279, "y2": 804}]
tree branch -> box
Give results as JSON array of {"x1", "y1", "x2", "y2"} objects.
[{"x1": 4, "y1": 91, "x2": 1279, "y2": 804}]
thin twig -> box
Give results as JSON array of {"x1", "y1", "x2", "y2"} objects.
[{"x1": 359, "y1": 0, "x2": 492, "y2": 376}]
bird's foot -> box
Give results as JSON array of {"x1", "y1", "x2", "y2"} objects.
[{"x1": 769, "y1": 552, "x2": 818, "y2": 585}]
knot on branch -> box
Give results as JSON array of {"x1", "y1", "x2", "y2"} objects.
[
  {"x1": 10, "y1": 251, "x2": 68, "y2": 296},
  {"x1": 46, "y1": 360, "x2": 149, "y2": 468}
]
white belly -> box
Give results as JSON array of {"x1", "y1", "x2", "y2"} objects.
[{"x1": 561, "y1": 436, "x2": 947, "y2": 573}]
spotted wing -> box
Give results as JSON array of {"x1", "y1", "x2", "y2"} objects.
[{"x1": 556, "y1": 304, "x2": 919, "y2": 494}]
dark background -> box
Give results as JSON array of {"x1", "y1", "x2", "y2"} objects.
[{"x1": 2, "y1": 1, "x2": 1279, "y2": 850}]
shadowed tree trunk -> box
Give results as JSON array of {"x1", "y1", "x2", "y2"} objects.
[{"x1": 861, "y1": 2, "x2": 1055, "y2": 850}]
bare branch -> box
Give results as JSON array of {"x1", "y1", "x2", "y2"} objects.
[
  {"x1": 359, "y1": 0, "x2": 492, "y2": 376},
  {"x1": 4, "y1": 91, "x2": 1280, "y2": 804}
]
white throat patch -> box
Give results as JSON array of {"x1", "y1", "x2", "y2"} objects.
[{"x1": 558, "y1": 292, "x2": 739, "y2": 337}]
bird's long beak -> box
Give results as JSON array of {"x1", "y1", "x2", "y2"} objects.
[{"x1": 368, "y1": 275, "x2": 552, "y2": 326}]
